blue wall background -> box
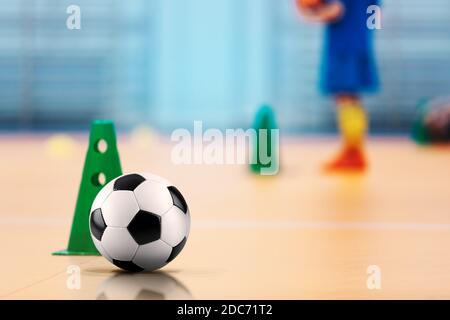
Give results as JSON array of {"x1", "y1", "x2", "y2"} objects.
[{"x1": 0, "y1": 0, "x2": 449, "y2": 132}]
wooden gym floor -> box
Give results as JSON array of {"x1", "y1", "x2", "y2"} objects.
[{"x1": 0, "y1": 133, "x2": 450, "y2": 299}]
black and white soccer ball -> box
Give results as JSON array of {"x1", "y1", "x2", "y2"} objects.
[{"x1": 89, "y1": 172, "x2": 190, "y2": 272}]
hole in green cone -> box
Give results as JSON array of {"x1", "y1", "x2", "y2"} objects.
[{"x1": 91, "y1": 172, "x2": 106, "y2": 187}]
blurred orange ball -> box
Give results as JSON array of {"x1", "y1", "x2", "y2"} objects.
[{"x1": 296, "y1": 0, "x2": 322, "y2": 10}]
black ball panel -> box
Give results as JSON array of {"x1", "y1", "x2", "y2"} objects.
[
  {"x1": 168, "y1": 186, "x2": 188, "y2": 214},
  {"x1": 113, "y1": 174, "x2": 146, "y2": 191},
  {"x1": 112, "y1": 259, "x2": 144, "y2": 272},
  {"x1": 90, "y1": 208, "x2": 107, "y2": 241},
  {"x1": 166, "y1": 237, "x2": 187, "y2": 263},
  {"x1": 127, "y1": 210, "x2": 161, "y2": 245}
]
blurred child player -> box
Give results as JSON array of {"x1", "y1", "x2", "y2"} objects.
[{"x1": 297, "y1": 0, "x2": 381, "y2": 171}]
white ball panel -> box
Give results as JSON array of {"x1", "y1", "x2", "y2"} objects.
[
  {"x1": 101, "y1": 191, "x2": 140, "y2": 227},
  {"x1": 134, "y1": 180, "x2": 173, "y2": 216},
  {"x1": 141, "y1": 172, "x2": 172, "y2": 186},
  {"x1": 91, "y1": 180, "x2": 114, "y2": 210},
  {"x1": 133, "y1": 240, "x2": 172, "y2": 271},
  {"x1": 93, "y1": 237, "x2": 113, "y2": 263},
  {"x1": 185, "y1": 209, "x2": 191, "y2": 238},
  {"x1": 161, "y1": 206, "x2": 188, "y2": 247},
  {"x1": 101, "y1": 227, "x2": 138, "y2": 261}
]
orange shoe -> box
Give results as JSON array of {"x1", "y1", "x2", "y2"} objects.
[{"x1": 323, "y1": 147, "x2": 367, "y2": 173}]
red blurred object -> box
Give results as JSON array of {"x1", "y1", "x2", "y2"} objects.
[
  {"x1": 323, "y1": 147, "x2": 367, "y2": 173},
  {"x1": 296, "y1": 0, "x2": 323, "y2": 10}
]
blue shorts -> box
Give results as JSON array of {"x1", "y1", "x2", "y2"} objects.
[{"x1": 320, "y1": 49, "x2": 380, "y2": 96}]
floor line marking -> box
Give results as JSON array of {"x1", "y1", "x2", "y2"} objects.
[
  {"x1": 2, "y1": 216, "x2": 450, "y2": 232},
  {"x1": 193, "y1": 219, "x2": 450, "y2": 231},
  {"x1": 0, "y1": 258, "x2": 96, "y2": 299}
]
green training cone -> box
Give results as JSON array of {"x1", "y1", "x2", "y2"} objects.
[
  {"x1": 411, "y1": 98, "x2": 431, "y2": 145},
  {"x1": 250, "y1": 104, "x2": 280, "y2": 175},
  {"x1": 53, "y1": 120, "x2": 123, "y2": 255}
]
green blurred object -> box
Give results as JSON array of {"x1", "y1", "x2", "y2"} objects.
[
  {"x1": 53, "y1": 120, "x2": 123, "y2": 256},
  {"x1": 249, "y1": 104, "x2": 279, "y2": 175},
  {"x1": 411, "y1": 98, "x2": 431, "y2": 145}
]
